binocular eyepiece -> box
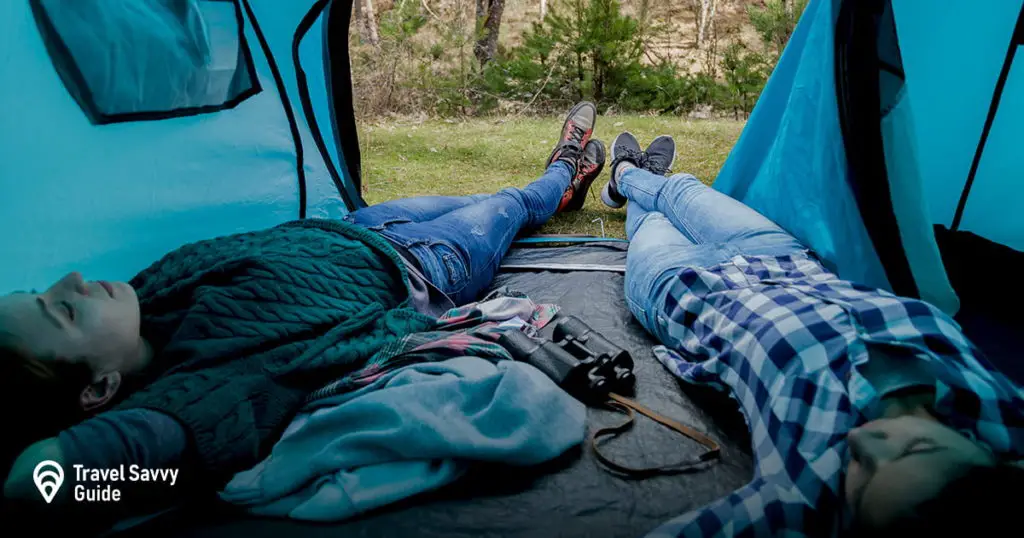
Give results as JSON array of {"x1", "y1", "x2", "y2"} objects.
[{"x1": 498, "y1": 314, "x2": 635, "y2": 404}]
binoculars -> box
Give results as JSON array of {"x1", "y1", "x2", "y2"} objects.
[{"x1": 498, "y1": 314, "x2": 635, "y2": 404}]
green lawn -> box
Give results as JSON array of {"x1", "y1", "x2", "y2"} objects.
[{"x1": 357, "y1": 116, "x2": 745, "y2": 239}]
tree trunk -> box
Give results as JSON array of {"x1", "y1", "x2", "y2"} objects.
[
  {"x1": 576, "y1": 50, "x2": 585, "y2": 101},
  {"x1": 354, "y1": 0, "x2": 365, "y2": 41},
  {"x1": 474, "y1": 0, "x2": 505, "y2": 66},
  {"x1": 354, "y1": 0, "x2": 380, "y2": 48},
  {"x1": 540, "y1": 0, "x2": 547, "y2": 20},
  {"x1": 696, "y1": 0, "x2": 718, "y2": 49}
]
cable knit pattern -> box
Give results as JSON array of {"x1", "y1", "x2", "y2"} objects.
[{"x1": 114, "y1": 218, "x2": 436, "y2": 486}]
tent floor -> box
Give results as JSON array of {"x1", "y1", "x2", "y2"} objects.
[
  {"x1": 95, "y1": 236, "x2": 1024, "y2": 538},
  {"x1": 112, "y1": 244, "x2": 755, "y2": 538}
]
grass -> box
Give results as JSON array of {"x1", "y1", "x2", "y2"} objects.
[{"x1": 357, "y1": 116, "x2": 746, "y2": 239}]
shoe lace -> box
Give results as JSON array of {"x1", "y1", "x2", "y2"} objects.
[
  {"x1": 557, "y1": 141, "x2": 583, "y2": 166},
  {"x1": 643, "y1": 150, "x2": 675, "y2": 174},
  {"x1": 645, "y1": 155, "x2": 670, "y2": 175},
  {"x1": 617, "y1": 148, "x2": 645, "y2": 166},
  {"x1": 570, "y1": 124, "x2": 587, "y2": 141}
]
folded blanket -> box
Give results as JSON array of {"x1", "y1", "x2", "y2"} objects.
[{"x1": 219, "y1": 356, "x2": 586, "y2": 521}]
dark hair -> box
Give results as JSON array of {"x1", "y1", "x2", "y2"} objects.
[
  {"x1": 850, "y1": 462, "x2": 1024, "y2": 537},
  {"x1": 0, "y1": 331, "x2": 93, "y2": 483}
]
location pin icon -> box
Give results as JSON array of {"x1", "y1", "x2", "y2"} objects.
[{"x1": 33, "y1": 460, "x2": 64, "y2": 504}]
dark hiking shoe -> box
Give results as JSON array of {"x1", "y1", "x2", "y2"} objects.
[
  {"x1": 644, "y1": 135, "x2": 676, "y2": 176},
  {"x1": 558, "y1": 139, "x2": 607, "y2": 212},
  {"x1": 601, "y1": 132, "x2": 642, "y2": 208},
  {"x1": 546, "y1": 101, "x2": 597, "y2": 172}
]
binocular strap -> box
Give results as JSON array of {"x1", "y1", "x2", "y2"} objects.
[{"x1": 591, "y1": 393, "x2": 722, "y2": 478}]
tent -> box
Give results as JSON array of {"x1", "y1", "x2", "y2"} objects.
[
  {"x1": 713, "y1": 0, "x2": 1024, "y2": 382},
  {"x1": 1, "y1": 0, "x2": 1021, "y2": 536},
  {"x1": 1, "y1": 0, "x2": 362, "y2": 292}
]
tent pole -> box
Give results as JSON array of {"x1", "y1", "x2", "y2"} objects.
[
  {"x1": 951, "y1": 4, "x2": 1024, "y2": 231},
  {"x1": 240, "y1": 0, "x2": 309, "y2": 219}
]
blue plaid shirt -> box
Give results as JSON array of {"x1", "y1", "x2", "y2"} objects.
[{"x1": 644, "y1": 252, "x2": 1024, "y2": 538}]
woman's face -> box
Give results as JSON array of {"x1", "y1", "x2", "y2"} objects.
[
  {"x1": 0, "y1": 272, "x2": 143, "y2": 378},
  {"x1": 845, "y1": 414, "x2": 994, "y2": 529}
]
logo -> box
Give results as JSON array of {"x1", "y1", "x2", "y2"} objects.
[{"x1": 33, "y1": 460, "x2": 64, "y2": 504}]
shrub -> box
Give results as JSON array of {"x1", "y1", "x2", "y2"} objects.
[{"x1": 349, "y1": 0, "x2": 781, "y2": 119}]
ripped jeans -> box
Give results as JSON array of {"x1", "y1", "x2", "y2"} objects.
[{"x1": 344, "y1": 162, "x2": 572, "y2": 306}]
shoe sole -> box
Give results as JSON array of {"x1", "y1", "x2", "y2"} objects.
[
  {"x1": 546, "y1": 101, "x2": 597, "y2": 168},
  {"x1": 601, "y1": 182, "x2": 626, "y2": 209}
]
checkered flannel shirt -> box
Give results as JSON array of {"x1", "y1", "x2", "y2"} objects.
[{"x1": 644, "y1": 252, "x2": 1024, "y2": 538}]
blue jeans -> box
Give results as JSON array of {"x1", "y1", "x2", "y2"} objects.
[
  {"x1": 345, "y1": 162, "x2": 572, "y2": 306},
  {"x1": 621, "y1": 168, "x2": 806, "y2": 343}
]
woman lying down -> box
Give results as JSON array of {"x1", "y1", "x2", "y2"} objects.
[
  {"x1": 0, "y1": 103, "x2": 607, "y2": 529},
  {"x1": 598, "y1": 131, "x2": 1024, "y2": 537}
]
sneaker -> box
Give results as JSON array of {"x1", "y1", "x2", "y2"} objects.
[
  {"x1": 558, "y1": 139, "x2": 607, "y2": 212},
  {"x1": 546, "y1": 101, "x2": 597, "y2": 171},
  {"x1": 644, "y1": 135, "x2": 676, "y2": 176},
  {"x1": 601, "y1": 132, "x2": 642, "y2": 208}
]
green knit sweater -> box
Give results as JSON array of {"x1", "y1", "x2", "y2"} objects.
[{"x1": 114, "y1": 218, "x2": 436, "y2": 484}]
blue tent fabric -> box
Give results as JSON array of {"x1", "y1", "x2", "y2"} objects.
[
  {"x1": 712, "y1": 0, "x2": 973, "y2": 316},
  {"x1": 245, "y1": 0, "x2": 364, "y2": 210},
  {"x1": 894, "y1": 0, "x2": 1024, "y2": 249},
  {"x1": 712, "y1": 0, "x2": 892, "y2": 293},
  {"x1": 0, "y1": 0, "x2": 349, "y2": 293},
  {"x1": 30, "y1": 0, "x2": 259, "y2": 122}
]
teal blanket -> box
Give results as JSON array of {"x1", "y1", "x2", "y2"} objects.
[{"x1": 220, "y1": 356, "x2": 586, "y2": 521}]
